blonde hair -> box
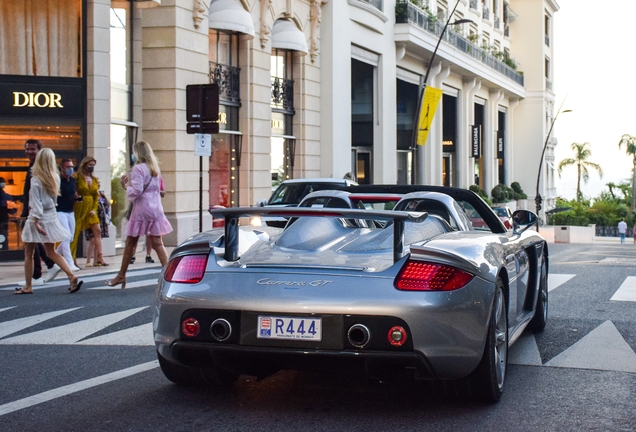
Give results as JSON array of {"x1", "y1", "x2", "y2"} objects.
[
  {"x1": 133, "y1": 140, "x2": 160, "y2": 177},
  {"x1": 77, "y1": 156, "x2": 97, "y2": 178},
  {"x1": 31, "y1": 148, "x2": 60, "y2": 197}
]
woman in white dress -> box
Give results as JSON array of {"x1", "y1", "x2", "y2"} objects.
[{"x1": 15, "y1": 148, "x2": 83, "y2": 294}]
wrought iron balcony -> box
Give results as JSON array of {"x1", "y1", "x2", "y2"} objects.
[
  {"x1": 482, "y1": 6, "x2": 490, "y2": 20},
  {"x1": 209, "y1": 62, "x2": 241, "y2": 105},
  {"x1": 494, "y1": 15, "x2": 501, "y2": 29},
  {"x1": 271, "y1": 76, "x2": 295, "y2": 114},
  {"x1": 545, "y1": 34, "x2": 550, "y2": 46},
  {"x1": 469, "y1": 0, "x2": 478, "y2": 9},
  {"x1": 357, "y1": 0, "x2": 383, "y2": 10},
  {"x1": 504, "y1": 24, "x2": 510, "y2": 37},
  {"x1": 395, "y1": 0, "x2": 524, "y2": 86}
]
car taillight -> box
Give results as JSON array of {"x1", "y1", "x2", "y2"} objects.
[
  {"x1": 182, "y1": 318, "x2": 200, "y2": 337},
  {"x1": 388, "y1": 326, "x2": 407, "y2": 346},
  {"x1": 164, "y1": 255, "x2": 208, "y2": 283},
  {"x1": 395, "y1": 260, "x2": 474, "y2": 291}
]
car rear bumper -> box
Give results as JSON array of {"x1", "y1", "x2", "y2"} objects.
[{"x1": 168, "y1": 341, "x2": 437, "y2": 380}]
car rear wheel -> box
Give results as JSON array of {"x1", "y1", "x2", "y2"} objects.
[
  {"x1": 466, "y1": 280, "x2": 508, "y2": 402},
  {"x1": 157, "y1": 351, "x2": 239, "y2": 387},
  {"x1": 528, "y1": 258, "x2": 548, "y2": 332}
]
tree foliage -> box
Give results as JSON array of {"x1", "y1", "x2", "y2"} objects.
[{"x1": 557, "y1": 142, "x2": 603, "y2": 202}]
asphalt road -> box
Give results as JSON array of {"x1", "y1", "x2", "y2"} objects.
[{"x1": 1, "y1": 243, "x2": 635, "y2": 431}]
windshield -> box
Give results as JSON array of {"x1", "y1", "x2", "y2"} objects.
[
  {"x1": 493, "y1": 208, "x2": 509, "y2": 217},
  {"x1": 268, "y1": 183, "x2": 348, "y2": 205}
]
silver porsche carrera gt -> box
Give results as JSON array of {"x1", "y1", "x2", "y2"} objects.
[{"x1": 153, "y1": 186, "x2": 548, "y2": 402}]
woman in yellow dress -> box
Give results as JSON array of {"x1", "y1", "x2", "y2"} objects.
[{"x1": 71, "y1": 156, "x2": 108, "y2": 266}]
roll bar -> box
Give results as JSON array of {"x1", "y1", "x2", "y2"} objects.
[{"x1": 209, "y1": 207, "x2": 428, "y2": 263}]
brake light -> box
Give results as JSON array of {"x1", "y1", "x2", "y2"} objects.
[
  {"x1": 181, "y1": 318, "x2": 200, "y2": 337},
  {"x1": 388, "y1": 326, "x2": 407, "y2": 346},
  {"x1": 164, "y1": 255, "x2": 208, "y2": 283},
  {"x1": 395, "y1": 260, "x2": 474, "y2": 291}
]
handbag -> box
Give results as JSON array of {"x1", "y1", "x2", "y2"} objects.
[{"x1": 124, "y1": 177, "x2": 151, "y2": 220}]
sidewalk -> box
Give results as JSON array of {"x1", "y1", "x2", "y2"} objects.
[{"x1": 0, "y1": 246, "x2": 174, "y2": 287}]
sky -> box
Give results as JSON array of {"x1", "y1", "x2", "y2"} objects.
[{"x1": 552, "y1": 0, "x2": 635, "y2": 200}]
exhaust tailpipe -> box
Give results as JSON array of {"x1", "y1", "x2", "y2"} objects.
[
  {"x1": 347, "y1": 324, "x2": 371, "y2": 348},
  {"x1": 210, "y1": 318, "x2": 232, "y2": 342}
]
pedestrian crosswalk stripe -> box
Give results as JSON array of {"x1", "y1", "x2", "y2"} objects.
[
  {"x1": 77, "y1": 322, "x2": 154, "y2": 346},
  {"x1": 0, "y1": 307, "x2": 16, "y2": 313},
  {"x1": 89, "y1": 280, "x2": 157, "y2": 290},
  {"x1": 548, "y1": 274, "x2": 575, "y2": 292},
  {"x1": 508, "y1": 332, "x2": 542, "y2": 366},
  {"x1": 0, "y1": 360, "x2": 159, "y2": 417},
  {"x1": 544, "y1": 320, "x2": 636, "y2": 373},
  {"x1": 0, "y1": 307, "x2": 147, "y2": 345},
  {"x1": 611, "y1": 276, "x2": 636, "y2": 302},
  {"x1": 0, "y1": 269, "x2": 160, "y2": 290},
  {"x1": 0, "y1": 308, "x2": 82, "y2": 339}
]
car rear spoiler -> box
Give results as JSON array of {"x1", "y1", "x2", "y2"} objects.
[{"x1": 209, "y1": 207, "x2": 428, "y2": 263}]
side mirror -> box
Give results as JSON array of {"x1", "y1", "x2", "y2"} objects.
[
  {"x1": 256, "y1": 199, "x2": 267, "y2": 207},
  {"x1": 512, "y1": 210, "x2": 538, "y2": 234}
]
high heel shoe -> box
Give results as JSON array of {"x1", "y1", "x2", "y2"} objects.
[
  {"x1": 97, "y1": 254, "x2": 109, "y2": 266},
  {"x1": 69, "y1": 278, "x2": 84, "y2": 294},
  {"x1": 105, "y1": 275, "x2": 126, "y2": 289}
]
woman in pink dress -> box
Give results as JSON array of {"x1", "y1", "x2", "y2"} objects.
[{"x1": 105, "y1": 141, "x2": 172, "y2": 288}]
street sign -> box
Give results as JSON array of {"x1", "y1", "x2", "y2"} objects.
[
  {"x1": 194, "y1": 133, "x2": 212, "y2": 157},
  {"x1": 186, "y1": 84, "x2": 219, "y2": 122},
  {"x1": 186, "y1": 83, "x2": 219, "y2": 135},
  {"x1": 187, "y1": 122, "x2": 219, "y2": 135}
]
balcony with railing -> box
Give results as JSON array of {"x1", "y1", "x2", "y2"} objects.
[
  {"x1": 494, "y1": 15, "x2": 501, "y2": 29},
  {"x1": 271, "y1": 76, "x2": 295, "y2": 114},
  {"x1": 504, "y1": 24, "x2": 510, "y2": 37},
  {"x1": 469, "y1": 0, "x2": 478, "y2": 10},
  {"x1": 209, "y1": 62, "x2": 241, "y2": 105},
  {"x1": 545, "y1": 34, "x2": 550, "y2": 46},
  {"x1": 395, "y1": 0, "x2": 524, "y2": 86},
  {"x1": 482, "y1": 6, "x2": 490, "y2": 20},
  {"x1": 357, "y1": 0, "x2": 383, "y2": 10}
]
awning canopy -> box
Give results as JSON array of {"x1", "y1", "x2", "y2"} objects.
[
  {"x1": 208, "y1": 0, "x2": 255, "y2": 39},
  {"x1": 133, "y1": 0, "x2": 161, "y2": 9},
  {"x1": 271, "y1": 19, "x2": 308, "y2": 54}
]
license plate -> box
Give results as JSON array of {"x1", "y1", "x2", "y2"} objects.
[{"x1": 257, "y1": 316, "x2": 322, "y2": 341}]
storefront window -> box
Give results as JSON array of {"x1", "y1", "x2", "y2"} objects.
[
  {"x1": 209, "y1": 30, "x2": 241, "y2": 209},
  {"x1": 0, "y1": 122, "x2": 82, "y2": 151},
  {"x1": 0, "y1": 0, "x2": 83, "y2": 77}
]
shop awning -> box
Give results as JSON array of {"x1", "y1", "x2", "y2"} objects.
[
  {"x1": 133, "y1": 0, "x2": 161, "y2": 8},
  {"x1": 271, "y1": 20, "x2": 308, "y2": 54},
  {"x1": 208, "y1": 0, "x2": 255, "y2": 39}
]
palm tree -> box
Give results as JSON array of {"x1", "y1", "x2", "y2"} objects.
[
  {"x1": 617, "y1": 134, "x2": 636, "y2": 212},
  {"x1": 558, "y1": 142, "x2": 603, "y2": 201},
  {"x1": 606, "y1": 182, "x2": 617, "y2": 199}
]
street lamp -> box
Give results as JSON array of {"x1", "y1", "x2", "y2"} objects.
[
  {"x1": 411, "y1": 0, "x2": 472, "y2": 184},
  {"x1": 534, "y1": 107, "x2": 572, "y2": 217}
]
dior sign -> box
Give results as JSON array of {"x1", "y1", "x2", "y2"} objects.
[
  {"x1": 13, "y1": 92, "x2": 64, "y2": 108},
  {"x1": 0, "y1": 81, "x2": 84, "y2": 118}
]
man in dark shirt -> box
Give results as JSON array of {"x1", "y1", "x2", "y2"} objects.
[
  {"x1": 44, "y1": 159, "x2": 80, "y2": 282},
  {"x1": 0, "y1": 176, "x2": 19, "y2": 251},
  {"x1": 20, "y1": 139, "x2": 55, "y2": 286}
]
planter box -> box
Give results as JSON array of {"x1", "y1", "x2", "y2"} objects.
[
  {"x1": 539, "y1": 226, "x2": 555, "y2": 243},
  {"x1": 553, "y1": 225, "x2": 595, "y2": 244}
]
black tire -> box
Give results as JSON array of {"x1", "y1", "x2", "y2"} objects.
[
  {"x1": 528, "y1": 258, "x2": 548, "y2": 332},
  {"x1": 463, "y1": 280, "x2": 508, "y2": 403},
  {"x1": 157, "y1": 351, "x2": 239, "y2": 387}
]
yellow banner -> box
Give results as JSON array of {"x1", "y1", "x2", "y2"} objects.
[{"x1": 416, "y1": 86, "x2": 443, "y2": 146}]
